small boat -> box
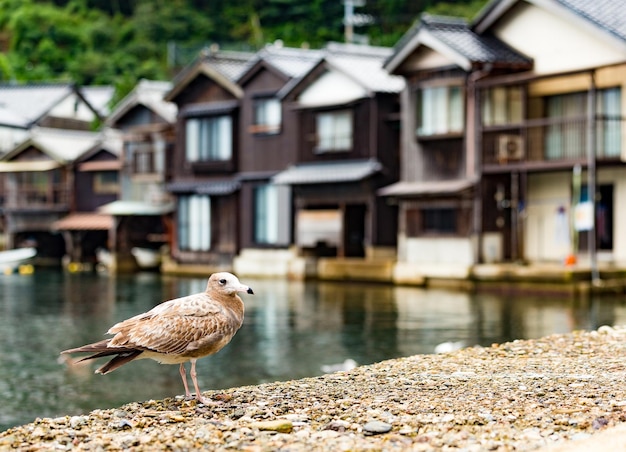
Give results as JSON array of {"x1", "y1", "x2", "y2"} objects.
[
  {"x1": 96, "y1": 248, "x2": 114, "y2": 270},
  {"x1": 131, "y1": 247, "x2": 161, "y2": 270},
  {"x1": 0, "y1": 247, "x2": 37, "y2": 273}
]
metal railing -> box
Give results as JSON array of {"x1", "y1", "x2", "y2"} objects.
[{"x1": 482, "y1": 116, "x2": 623, "y2": 165}]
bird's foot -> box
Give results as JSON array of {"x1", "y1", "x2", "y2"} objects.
[{"x1": 195, "y1": 394, "x2": 221, "y2": 406}]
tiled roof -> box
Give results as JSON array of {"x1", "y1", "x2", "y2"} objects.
[
  {"x1": 557, "y1": 0, "x2": 626, "y2": 42},
  {"x1": 325, "y1": 53, "x2": 405, "y2": 93},
  {"x1": 2, "y1": 127, "x2": 121, "y2": 164},
  {"x1": 385, "y1": 13, "x2": 532, "y2": 72},
  {"x1": 249, "y1": 44, "x2": 324, "y2": 79},
  {"x1": 273, "y1": 159, "x2": 382, "y2": 185},
  {"x1": 79, "y1": 85, "x2": 115, "y2": 117},
  {"x1": 0, "y1": 83, "x2": 73, "y2": 128},
  {"x1": 424, "y1": 15, "x2": 531, "y2": 65},
  {"x1": 52, "y1": 213, "x2": 114, "y2": 231},
  {"x1": 106, "y1": 79, "x2": 177, "y2": 126},
  {"x1": 0, "y1": 83, "x2": 114, "y2": 128}
]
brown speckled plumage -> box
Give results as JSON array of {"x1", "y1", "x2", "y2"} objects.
[{"x1": 61, "y1": 272, "x2": 253, "y2": 403}]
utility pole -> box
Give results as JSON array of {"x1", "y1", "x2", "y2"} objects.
[{"x1": 343, "y1": 0, "x2": 373, "y2": 44}]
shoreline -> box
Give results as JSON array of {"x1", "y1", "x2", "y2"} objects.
[{"x1": 2, "y1": 326, "x2": 626, "y2": 451}]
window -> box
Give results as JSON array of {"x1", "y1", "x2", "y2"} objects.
[
  {"x1": 315, "y1": 110, "x2": 352, "y2": 152},
  {"x1": 482, "y1": 86, "x2": 523, "y2": 126},
  {"x1": 93, "y1": 171, "x2": 119, "y2": 194},
  {"x1": 127, "y1": 142, "x2": 156, "y2": 174},
  {"x1": 406, "y1": 207, "x2": 457, "y2": 236},
  {"x1": 254, "y1": 185, "x2": 278, "y2": 244},
  {"x1": 252, "y1": 97, "x2": 281, "y2": 134},
  {"x1": 417, "y1": 86, "x2": 463, "y2": 136},
  {"x1": 178, "y1": 194, "x2": 211, "y2": 251},
  {"x1": 597, "y1": 87, "x2": 621, "y2": 157},
  {"x1": 545, "y1": 91, "x2": 585, "y2": 160},
  {"x1": 185, "y1": 116, "x2": 232, "y2": 162}
]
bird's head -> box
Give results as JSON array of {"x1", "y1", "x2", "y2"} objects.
[{"x1": 207, "y1": 272, "x2": 254, "y2": 296}]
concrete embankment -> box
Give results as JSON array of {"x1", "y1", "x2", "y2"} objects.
[{"x1": 2, "y1": 326, "x2": 626, "y2": 451}]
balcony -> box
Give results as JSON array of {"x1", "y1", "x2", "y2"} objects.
[
  {"x1": 482, "y1": 116, "x2": 623, "y2": 169},
  {"x1": 3, "y1": 185, "x2": 70, "y2": 211}
]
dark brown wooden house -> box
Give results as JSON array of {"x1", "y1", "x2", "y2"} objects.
[
  {"x1": 163, "y1": 49, "x2": 254, "y2": 273},
  {"x1": 52, "y1": 135, "x2": 121, "y2": 267},
  {"x1": 232, "y1": 45, "x2": 323, "y2": 277},
  {"x1": 0, "y1": 128, "x2": 117, "y2": 264},
  {"x1": 276, "y1": 43, "x2": 403, "y2": 275}
]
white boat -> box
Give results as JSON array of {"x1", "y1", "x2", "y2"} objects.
[
  {"x1": 0, "y1": 247, "x2": 36, "y2": 273},
  {"x1": 96, "y1": 248, "x2": 114, "y2": 269},
  {"x1": 131, "y1": 247, "x2": 161, "y2": 269}
]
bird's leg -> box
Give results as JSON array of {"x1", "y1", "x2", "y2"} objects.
[
  {"x1": 189, "y1": 359, "x2": 211, "y2": 404},
  {"x1": 179, "y1": 363, "x2": 192, "y2": 400}
]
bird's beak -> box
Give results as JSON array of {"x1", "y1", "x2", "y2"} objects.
[{"x1": 246, "y1": 287, "x2": 254, "y2": 295}]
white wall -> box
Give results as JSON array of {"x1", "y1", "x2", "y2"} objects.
[
  {"x1": 493, "y1": 2, "x2": 626, "y2": 75},
  {"x1": 524, "y1": 172, "x2": 572, "y2": 262}
]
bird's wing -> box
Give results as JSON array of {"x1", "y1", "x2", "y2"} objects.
[{"x1": 106, "y1": 294, "x2": 237, "y2": 355}]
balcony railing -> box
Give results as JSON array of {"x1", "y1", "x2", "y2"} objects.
[
  {"x1": 4, "y1": 185, "x2": 70, "y2": 210},
  {"x1": 482, "y1": 116, "x2": 623, "y2": 166}
]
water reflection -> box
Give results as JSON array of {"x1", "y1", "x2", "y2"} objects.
[{"x1": 1, "y1": 270, "x2": 625, "y2": 431}]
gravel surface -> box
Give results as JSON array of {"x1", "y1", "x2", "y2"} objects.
[{"x1": 2, "y1": 325, "x2": 626, "y2": 451}]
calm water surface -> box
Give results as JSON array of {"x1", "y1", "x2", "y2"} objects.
[{"x1": 1, "y1": 269, "x2": 626, "y2": 430}]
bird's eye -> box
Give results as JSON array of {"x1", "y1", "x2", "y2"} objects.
[{"x1": 219, "y1": 279, "x2": 227, "y2": 285}]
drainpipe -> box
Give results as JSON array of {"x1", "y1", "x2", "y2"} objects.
[{"x1": 587, "y1": 71, "x2": 600, "y2": 284}]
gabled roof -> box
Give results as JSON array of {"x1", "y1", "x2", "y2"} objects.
[
  {"x1": 279, "y1": 42, "x2": 404, "y2": 100},
  {"x1": 79, "y1": 85, "x2": 115, "y2": 118},
  {"x1": 473, "y1": 0, "x2": 626, "y2": 44},
  {"x1": 1, "y1": 127, "x2": 119, "y2": 165},
  {"x1": 0, "y1": 83, "x2": 74, "y2": 128},
  {"x1": 164, "y1": 49, "x2": 254, "y2": 102},
  {"x1": 385, "y1": 14, "x2": 532, "y2": 74},
  {"x1": 106, "y1": 79, "x2": 177, "y2": 126},
  {"x1": 0, "y1": 83, "x2": 114, "y2": 129},
  {"x1": 236, "y1": 43, "x2": 324, "y2": 86}
]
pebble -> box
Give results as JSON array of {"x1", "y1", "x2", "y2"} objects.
[
  {"x1": 363, "y1": 420, "x2": 392, "y2": 435},
  {"x1": 3, "y1": 326, "x2": 626, "y2": 450}
]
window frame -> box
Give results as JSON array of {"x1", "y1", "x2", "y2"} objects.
[
  {"x1": 185, "y1": 115, "x2": 233, "y2": 162},
  {"x1": 250, "y1": 96, "x2": 282, "y2": 135},
  {"x1": 416, "y1": 85, "x2": 464, "y2": 137},
  {"x1": 314, "y1": 109, "x2": 353, "y2": 153}
]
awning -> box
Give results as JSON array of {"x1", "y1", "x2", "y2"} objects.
[
  {"x1": 273, "y1": 159, "x2": 382, "y2": 185},
  {"x1": 98, "y1": 200, "x2": 174, "y2": 216},
  {"x1": 78, "y1": 160, "x2": 122, "y2": 171},
  {"x1": 167, "y1": 179, "x2": 240, "y2": 195},
  {"x1": 378, "y1": 179, "x2": 476, "y2": 197},
  {"x1": 0, "y1": 160, "x2": 61, "y2": 172},
  {"x1": 52, "y1": 213, "x2": 114, "y2": 231}
]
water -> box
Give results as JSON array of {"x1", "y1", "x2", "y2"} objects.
[{"x1": 1, "y1": 270, "x2": 626, "y2": 431}]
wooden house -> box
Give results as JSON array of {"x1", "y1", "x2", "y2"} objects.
[
  {"x1": 52, "y1": 129, "x2": 121, "y2": 267},
  {"x1": 100, "y1": 80, "x2": 177, "y2": 271},
  {"x1": 381, "y1": 0, "x2": 626, "y2": 284},
  {"x1": 163, "y1": 49, "x2": 254, "y2": 273},
  {"x1": 0, "y1": 83, "x2": 113, "y2": 155},
  {"x1": 232, "y1": 44, "x2": 324, "y2": 277},
  {"x1": 276, "y1": 43, "x2": 404, "y2": 279},
  {"x1": 0, "y1": 127, "x2": 119, "y2": 264}
]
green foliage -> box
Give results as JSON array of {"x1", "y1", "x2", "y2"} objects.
[{"x1": 0, "y1": 0, "x2": 487, "y2": 96}]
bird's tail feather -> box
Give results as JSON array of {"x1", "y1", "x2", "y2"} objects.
[
  {"x1": 96, "y1": 350, "x2": 142, "y2": 374},
  {"x1": 61, "y1": 339, "x2": 142, "y2": 374}
]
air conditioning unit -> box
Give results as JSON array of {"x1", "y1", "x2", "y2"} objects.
[{"x1": 497, "y1": 134, "x2": 524, "y2": 162}]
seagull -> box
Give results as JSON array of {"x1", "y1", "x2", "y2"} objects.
[{"x1": 61, "y1": 272, "x2": 253, "y2": 404}]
